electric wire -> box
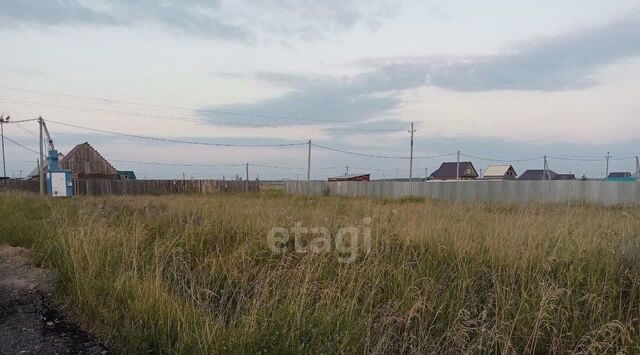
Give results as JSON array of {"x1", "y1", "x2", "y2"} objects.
[
  {"x1": 3, "y1": 136, "x2": 40, "y2": 155},
  {"x1": 311, "y1": 143, "x2": 456, "y2": 160},
  {"x1": 460, "y1": 153, "x2": 544, "y2": 162},
  {"x1": 45, "y1": 119, "x2": 308, "y2": 147},
  {"x1": 0, "y1": 86, "x2": 347, "y2": 123},
  {"x1": 0, "y1": 98, "x2": 403, "y2": 132}
]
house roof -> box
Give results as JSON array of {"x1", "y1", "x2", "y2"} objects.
[
  {"x1": 117, "y1": 170, "x2": 137, "y2": 179},
  {"x1": 430, "y1": 162, "x2": 478, "y2": 179},
  {"x1": 518, "y1": 169, "x2": 557, "y2": 180},
  {"x1": 483, "y1": 165, "x2": 516, "y2": 177},
  {"x1": 29, "y1": 142, "x2": 118, "y2": 178},
  {"x1": 328, "y1": 173, "x2": 370, "y2": 180},
  {"x1": 608, "y1": 172, "x2": 632, "y2": 178},
  {"x1": 554, "y1": 173, "x2": 576, "y2": 180},
  {"x1": 60, "y1": 142, "x2": 117, "y2": 172}
]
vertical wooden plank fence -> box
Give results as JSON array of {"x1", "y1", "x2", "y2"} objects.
[{"x1": 1, "y1": 179, "x2": 258, "y2": 196}]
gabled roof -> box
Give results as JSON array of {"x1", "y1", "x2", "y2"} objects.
[
  {"x1": 518, "y1": 169, "x2": 557, "y2": 180},
  {"x1": 554, "y1": 173, "x2": 576, "y2": 180},
  {"x1": 61, "y1": 142, "x2": 118, "y2": 176},
  {"x1": 430, "y1": 162, "x2": 478, "y2": 179},
  {"x1": 608, "y1": 172, "x2": 631, "y2": 178},
  {"x1": 60, "y1": 142, "x2": 117, "y2": 172},
  {"x1": 328, "y1": 173, "x2": 370, "y2": 181},
  {"x1": 117, "y1": 170, "x2": 137, "y2": 179},
  {"x1": 483, "y1": 165, "x2": 516, "y2": 178}
]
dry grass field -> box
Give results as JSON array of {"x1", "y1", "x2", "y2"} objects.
[{"x1": 1, "y1": 191, "x2": 640, "y2": 354}]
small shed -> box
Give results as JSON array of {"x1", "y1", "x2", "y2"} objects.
[
  {"x1": 518, "y1": 169, "x2": 557, "y2": 180},
  {"x1": 328, "y1": 174, "x2": 371, "y2": 182},
  {"x1": 483, "y1": 165, "x2": 517, "y2": 180},
  {"x1": 430, "y1": 162, "x2": 478, "y2": 180}
]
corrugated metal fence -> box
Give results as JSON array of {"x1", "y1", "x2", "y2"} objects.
[
  {"x1": 284, "y1": 180, "x2": 640, "y2": 206},
  {"x1": 1, "y1": 179, "x2": 258, "y2": 196}
]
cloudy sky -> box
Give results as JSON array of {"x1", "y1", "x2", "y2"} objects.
[{"x1": 1, "y1": 0, "x2": 639, "y2": 179}]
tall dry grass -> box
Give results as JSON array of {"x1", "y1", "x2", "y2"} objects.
[{"x1": 1, "y1": 192, "x2": 640, "y2": 353}]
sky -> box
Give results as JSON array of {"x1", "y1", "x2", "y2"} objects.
[{"x1": 0, "y1": 0, "x2": 639, "y2": 180}]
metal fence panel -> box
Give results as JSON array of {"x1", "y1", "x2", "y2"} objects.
[{"x1": 284, "y1": 180, "x2": 640, "y2": 206}]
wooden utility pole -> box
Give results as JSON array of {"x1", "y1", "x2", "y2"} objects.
[
  {"x1": 408, "y1": 122, "x2": 415, "y2": 181},
  {"x1": 307, "y1": 140, "x2": 311, "y2": 181},
  {"x1": 456, "y1": 150, "x2": 460, "y2": 180},
  {"x1": 38, "y1": 117, "x2": 45, "y2": 195},
  {"x1": 0, "y1": 115, "x2": 7, "y2": 179}
]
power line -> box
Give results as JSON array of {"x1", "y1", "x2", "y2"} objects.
[
  {"x1": 3, "y1": 136, "x2": 40, "y2": 155},
  {"x1": 0, "y1": 98, "x2": 403, "y2": 132},
  {"x1": 311, "y1": 143, "x2": 456, "y2": 160},
  {"x1": 45, "y1": 119, "x2": 308, "y2": 147},
  {"x1": 548, "y1": 156, "x2": 605, "y2": 162},
  {"x1": 112, "y1": 159, "x2": 246, "y2": 168},
  {"x1": 113, "y1": 159, "x2": 402, "y2": 173},
  {"x1": 460, "y1": 153, "x2": 543, "y2": 162},
  {"x1": 3, "y1": 118, "x2": 39, "y2": 124},
  {"x1": 0, "y1": 86, "x2": 347, "y2": 123},
  {"x1": 12, "y1": 122, "x2": 37, "y2": 136}
]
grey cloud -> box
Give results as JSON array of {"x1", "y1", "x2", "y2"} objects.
[
  {"x1": 0, "y1": 0, "x2": 398, "y2": 42},
  {"x1": 203, "y1": 82, "x2": 399, "y2": 124},
  {"x1": 0, "y1": 0, "x2": 248, "y2": 41},
  {"x1": 366, "y1": 10, "x2": 640, "y2": 92},
  {"x1": 203, "y1": 11, "x2": 640, "y2": 126}
]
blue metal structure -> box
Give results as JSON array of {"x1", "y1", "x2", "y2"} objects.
[{"x1": 46, "y1": 149, "x2": 73, "y2": 197}]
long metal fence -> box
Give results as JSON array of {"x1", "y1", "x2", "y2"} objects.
[{"x1": 284, "y1": 180, "x2": 640, "y2": 206}]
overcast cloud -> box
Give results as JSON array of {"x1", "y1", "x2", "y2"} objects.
[
  {"x1": 203, "y1": 10, "x2": 640, "y2": 127},
  {"x1": 0, "y1": 0, "x2": 398, "y2": 42}
]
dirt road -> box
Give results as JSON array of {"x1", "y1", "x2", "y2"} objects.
[{"x1": 0, "y1": 245, "x2": 110, "y2": 354}]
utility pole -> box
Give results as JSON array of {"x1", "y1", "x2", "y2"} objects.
[
  {"x1": 345, "y1": 165, "x2": 349, "y2": 175},
  {"x1": 456, "y1": 150, "x2": 460, "y2": 180},
  {"x1": 245, "y1": 162, "x2": 249, "y2": 181},
  {"x1": 605, "y1": 152, "x2": 611, "y2": 178},
  {"x1": 307, "y1": 140, "x2": 311, "y2": 181},
  {"x1": 543, "y1": 155, "x2": 550, "y2": 181},
  {"x1": 424, "y1": 168, "x2": 428, "y2": 180},
  {"x1": 408, "y1": 122, "x2": 415, "y2": 181},
  {"x1": 635, "y1": 156, "x2": 640, "y2": 177},
  {"x1": 38, "y1": 116, "x2": 45, "y2": 195},
  {"x1": 0, "y1": 115, "x2": 8, "y2": 179}
]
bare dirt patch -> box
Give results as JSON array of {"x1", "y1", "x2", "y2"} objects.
[{"x1": 0, "y1": 245, "x2": 110, "y2": 354}]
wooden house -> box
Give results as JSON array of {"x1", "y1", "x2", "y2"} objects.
[
  {"x1": 482, "y1": 165, "x2": 517, "y2": 180},
  {"x1": 30, "y1": 142, "x2": 120, "y2": 180},
  {"x1": 429, "y1": 162, "x2": 478, "y2": 180},
  {"x1": 518, "y1": 169, "x2": 557, "y2": 180}
]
